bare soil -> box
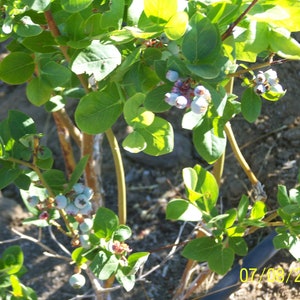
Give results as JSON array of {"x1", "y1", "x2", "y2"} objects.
[{"x1": 0, "y1": 58, "x2": 300, "y2": 300}]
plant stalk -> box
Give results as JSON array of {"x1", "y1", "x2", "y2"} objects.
[
  {"x1": 105, "y1": 128, "x2": 127, "y2": 225},
  {"x1": 224, "y1": 122, "x2": 258, "y2": 186}
]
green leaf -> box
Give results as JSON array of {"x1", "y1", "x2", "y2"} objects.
[
  {"x1": 26, "y1": 77, "x2": 53, "y2": 106},
  {"x1": 93, "y1": 207, "x2": 119, "y2": 239},
  {"x1": 289, "y1": 237, "x2": 300, "y2": 260},
  {"x1": 61, "y1": 0, "x2": 93, "y2": 13},
  {"x1": 249, "y1": 201, "x2": 266, "y2": 220},
  {"x1": 75, "y1": 90, "x2": 123, "y2": 134},
  {"x1": 144, "y1": 84, "x2": 173, "y2": 113},
  {"x1": 2, "y1": 246, "x2": 23, "y2": 275},
  {"x1": 144, "y1": 0, "x2": 177, "y2": 23},
  {"x1": 277, "y1": 185, "x2": 290, "y2": 207},
  {"x1": 222, "y1": 208, "x2": 237, "y2": 229},
  {"x1": 23, "y1": 0, "x2": 51, "y2": 11},
  {"x1": 208, "y1": 247, "x2": 234, "y2": 275},
  {"x1": 42, "y1": 169, "x2": 66, "y2": 194},
  {"x1": 182, "y1": 111, "x2": 205, "y2": 131},
  {"x1": 22, "y1": 31, "x2": 57, "y2": 53},
  {"x1": 237, "y1": 195, "x2": 249, "y2": 222},
  {"x1": 127, "y1": 252, "x2": 149, "y2": 276},
  {"x1": 137, "y1": 116, "x2": 174, "y2": 156},
  {"x1": 164, "y1": 11, "x2": 188, "y2": 40},
  {"x1": 13, "y1": 16, "x2": 42, "y2": 37},
  {"x1": 40, "y1": 61, "x2": 72, "y2": 88},
  {"x1": 191, "y1": 164, "x2": 219, "y2": 212},
  {"x1": 241, "y1": 87, "x2": 262, "y2": 123},
  {"x1": 90, "y1": 251, "x2": 119, "y2": 280},
  {"x1": 0, "y1": 52, "x2": 34, "y2": 85},
  {"x1": 182, "y1": 14, "x2": 221, "y2": 63},
  {"x1": 0, "y1": 164, "x2": 21, "y2": 190},
  {"x1": 122, "y1": 131, "x2": 147, "y2": 153},
  {"x1": 71, "y1": 41, "x2": 121, "y2": 81},
  {"x1": 273, "y1": 232, "x2": 295, "y2": 249},
  {"x1": 251, "y1": 1, "x2": 300, "y2": 32},
  {"x1": 65, "y1": 155, "x2": 89, "y2": 193},
  {"x1": 228, "y1": 237, "x2": 248, "y2": 256},
  {"x1": 124, "y1": 93, "x2": 155, "y2": 128},
  {"x1": 166, "y1": 199, "x2": 202, "y2": 221},
  {"x1": 71, "y1": 247, "x2": 88, "y2": 266},
  {"x1": 182, "y1": 167, "x2": 198, "y2": 191},
  {"x1": 101, "y1": 0, "x2": 124, "y2": 29},
  {"x1": 14, "y1": 173, "x2": 31, "y2": 190},
  {"x1": 8, "y1": 111, "x2": 36, "y2": 140},
  {"x1": 193, "y1": 117, "x2": 227, "y2": 164},
  {"x1": 269, "y1": 28, "x2": 300, "y2": 60},
  {"x1": 182, "y1": 237, "x2": 221, "y2": 261},
  {"x1": 114, "y1": 225, "x2": 132, "y2": 241},
  {"x1": 10, "y1": 274, "x2": 23, "y2": 297},
  {"x1": 115, "y1": 268, "x2": 135, "y2": 292},
  {"x1": 45, "y1": 95, "x2": 66, "y2": 112}
]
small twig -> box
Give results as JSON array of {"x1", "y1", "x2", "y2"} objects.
[
  {"x1": 10, "y1": 228, "x2": 71, "y2": 262},
  {"x1": 224, "y1": 122, "x2": 258, "y2": 186},
  {"x1": 227, "y1": 59, "x2": 289, "y2": 78},
  {"x1": 48, "y1": 226, "x2": 72, "y2": 256},
  {"x1": 221, "y1": 0, "x2": 259, "y2": 41}
]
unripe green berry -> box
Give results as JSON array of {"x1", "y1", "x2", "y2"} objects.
[{"x1": 69, "y1": 273, "x2": 86, "y2": 289}]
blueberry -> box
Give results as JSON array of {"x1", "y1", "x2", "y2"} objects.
[
  {"x1": 79, "y1": 202, "x2": 93, "y2": 215},
  {"x1": 74, "y1": 194, "x2": 89, "y2": 209},
  {"x1": 79, "y1": 218, "x2": 93, "y2": 233},
  {"x1": 65, "y1": 203, "x2": 79, "y2": 215},
  {"x1": 175, "y1": 95, "x2": 188, "y2": 109},
  {"x1": 69, "y1": 273, "x2": 86, "y2": 289},
  {"x1": 28, "y1": 196, "x2": 39, "y2": 207},
  {"x1": 54, "y1": 195, "x2": 68, "y2": 209},
  {"x1": 83, "y1": 187, "x2": 94, "y2": 200},
  {"x1": 72, "y1": 183, "x2": 85, "y2": 194},
  {"x1": 165, "y1": 92, "x2": 179, "y2": 106},
  {"x1": 254, "y1": 83, "x2": 266, "y2": 94},
  {"x1": 166, "y1": 70, "x2": 179, "y2": 82},
  {"x1": 255, "y1": 71, "x2": 266, "y2": 84},
  {"x1": 79, "y1": 234, "x2": 91, "y2": 249}
]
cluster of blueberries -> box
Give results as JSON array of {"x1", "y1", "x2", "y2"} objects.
[
  {"x1": 253, "y1": 69, "x2": 283, "y2": 95},
  {"x1": 54, "y1": 183, "x2": 94, "y2": 216},
  {"x1": 28, "y1": 183, "x2": 94, "y2": 221},
  {"x1": 164, "y1": 70, "x2": 211, "y2": 114}
]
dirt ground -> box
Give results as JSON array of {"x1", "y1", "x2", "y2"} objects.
[{"x1": 0, "y1": 54, "x2": 300, "y2": 299}]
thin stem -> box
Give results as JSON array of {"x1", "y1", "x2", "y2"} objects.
[
  {"x1": 224, "y1": 122, "x2": 258, "y2": 186},
  {"x1": 105, "y1": 128, "x2": 126, "y2": 225},
  {"x1": 11, "y1": 228, "x2": 71, "y2": 262},
  {"x1": 221, "y1": 0, "x2": 259, "y2": 41},
  {"x1": 227, "y1": 59, "x2": 289, "y2": 78}
]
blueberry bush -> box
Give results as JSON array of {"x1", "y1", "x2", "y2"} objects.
[{"x1": 0, "y1": 0, "x2": 300, "y2": 299}]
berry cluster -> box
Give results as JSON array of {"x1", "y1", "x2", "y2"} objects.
[
  {"x1": 164, "y1": 70, "x2": 211, "y2": 114},
  {"x1": 253, "y1": 69, "x2": 284, "y2": 95},
  {"x1": 55, "y1": 183, "x2": 94, "y2": 216},
  {"x1": 27, "y1": 183, "x2": 94, "y2": 220}
]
